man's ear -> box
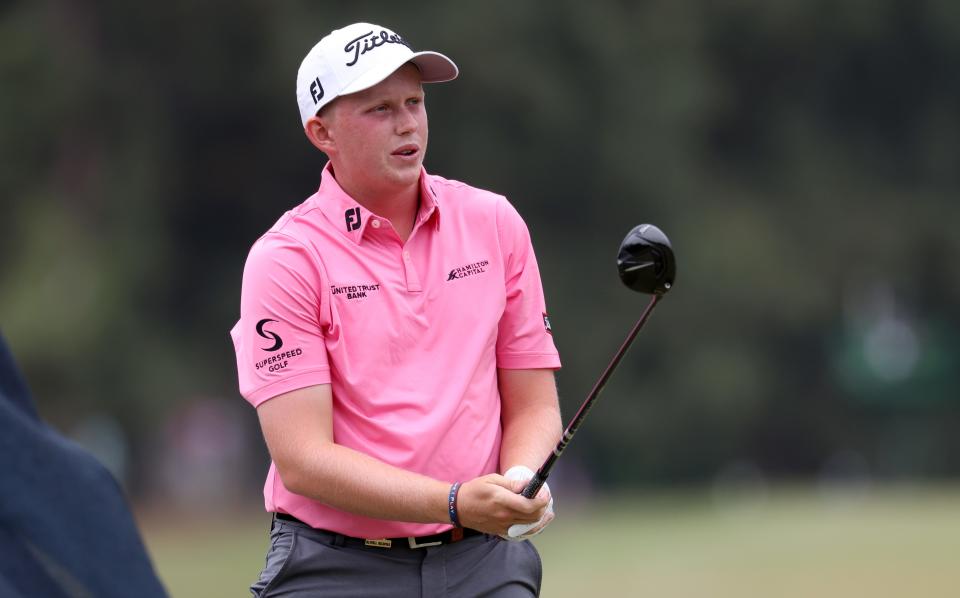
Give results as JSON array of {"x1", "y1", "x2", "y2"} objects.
[{"x1": 304, "y1": 114, "x2": 335, "y2": 153}]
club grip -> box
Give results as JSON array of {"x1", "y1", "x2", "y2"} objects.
[{"x1": 520, "y1": 472, "x2": 547, "y2": 499}]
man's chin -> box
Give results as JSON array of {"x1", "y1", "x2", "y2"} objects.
[{"x1": 386, "y1": 163, "x2": 423, "y2": 186}]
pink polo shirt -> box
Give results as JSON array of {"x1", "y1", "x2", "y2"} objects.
[{"x1": 231, "y1": 162, "x2": 560, "y2": 538}]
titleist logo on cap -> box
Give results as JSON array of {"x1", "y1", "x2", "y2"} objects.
[
  {"x1": 296, "y1": 22, "x2": 458, "y2": 125},
  {"x1": 344, "y1": 30, "x2": 413, "y2": 67}
]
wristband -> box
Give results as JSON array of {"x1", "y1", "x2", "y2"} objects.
[{"x1": 448, "y1": 482, "x2": 462, "y2": 527}]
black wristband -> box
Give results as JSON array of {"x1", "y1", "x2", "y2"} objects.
[{"x1": 448, "y1": 482, "x2": 462, "y2": 527}]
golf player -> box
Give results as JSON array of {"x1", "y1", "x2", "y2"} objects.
[{"x1": 231, "y1": 22, "x2": 561, "y2": 597}]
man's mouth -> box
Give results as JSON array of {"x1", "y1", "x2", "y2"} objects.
[{"x1": 392, "y1": 144, "x2": 419, "y2": 157}]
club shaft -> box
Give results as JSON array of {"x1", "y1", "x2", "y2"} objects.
[{"x1": 521, "y1": 293, "x2": 661, "y2": 499}]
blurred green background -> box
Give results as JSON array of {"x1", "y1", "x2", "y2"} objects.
[
  {"x1": 143, "y1": 487, "x2": 960, "y2": 597},
  {"x1": 3, "y1": 0, "x2": 959, "y2": 596}
]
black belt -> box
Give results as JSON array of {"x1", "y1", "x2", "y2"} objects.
[{"x1": 274, "y1": 512, "x2": 484, "y2": 549}]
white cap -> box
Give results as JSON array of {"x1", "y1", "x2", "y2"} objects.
[{"x1": 296, "y1": 23, "x2": 459, "y2": 126}]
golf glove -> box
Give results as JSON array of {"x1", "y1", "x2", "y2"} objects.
[{"x1": 501, "y1": 465, "x2": 554, "y2": 541}]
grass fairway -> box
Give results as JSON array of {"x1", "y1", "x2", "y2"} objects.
[{"x1": 141, "y1": 485, "x2": 960, "y2": 597}]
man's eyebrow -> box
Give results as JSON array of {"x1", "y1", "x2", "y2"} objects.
[
  {"x1": 358, "y1": 95, "x2": 390, "y2": 107},
  {"x1": 362, "y1": 90, "x2": 424, "y2": 106}
]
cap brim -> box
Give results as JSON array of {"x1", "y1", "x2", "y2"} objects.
[
  {"x1": 409, "y1": 51, "x2": 459, "y2": 83},
  {"x1": 340, "y1": 51, "x2": 459, "y2": 96}
]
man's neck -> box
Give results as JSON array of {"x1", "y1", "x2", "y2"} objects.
[
  {"x1": 333, "y1": 170, "x2": 420, "y2": 242},
  {"x1": 369, "y1": 186, "x2": 419, "y2": 243}
]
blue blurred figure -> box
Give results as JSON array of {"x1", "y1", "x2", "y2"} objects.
[{"x1": 0, "y1": 333, "x2": 167, "y2": 598}]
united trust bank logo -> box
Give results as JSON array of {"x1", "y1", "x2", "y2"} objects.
[
  {"x1": 447, "y1": 260, "x2": 489, "y2": 281},
  {"x1": 331, "y1": 282, "x2": 381, "y2": 301}
]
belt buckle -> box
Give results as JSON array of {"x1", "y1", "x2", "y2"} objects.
[
  {"x1": 364, "y1": 538, "x2": 393, "y2": 548},
  {"x1": 407, "y1": 536, "x2": 443, "y2": 549}
]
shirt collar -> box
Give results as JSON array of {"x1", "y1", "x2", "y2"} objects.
[
  {"x1": 417, "y1": 170, "x2": 442, "y2": 232},
  {"x1": 313, "y1": 162, "x2": 441, "y2": 245}
]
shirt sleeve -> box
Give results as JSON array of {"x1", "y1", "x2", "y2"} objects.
[
  {"x1": 230, "y1": 233, "x2": 331, "y2": 407},
  {"x1": 495, "y1": 198, "x2": 562, "y2": 370}
]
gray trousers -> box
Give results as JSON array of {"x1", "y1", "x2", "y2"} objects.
[{"x1": 251, "y1": 517, "x2": 542, "y2": 597}]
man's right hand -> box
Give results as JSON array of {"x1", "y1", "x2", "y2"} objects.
[{"x1": 455, "y1": 474, "x2": 551, "y2": 536}]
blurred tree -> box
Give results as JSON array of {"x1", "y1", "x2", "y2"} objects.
[{"x1": 2, "y1": 0, "x2": 958, "y2": 495}]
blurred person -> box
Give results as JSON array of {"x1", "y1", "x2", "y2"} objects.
[
  {"x1": 0, "y1": 333, "x2": 167, "y2": 598},
  {"x1": 230, "y1": 22, "x2": 562, "y2": 597}
]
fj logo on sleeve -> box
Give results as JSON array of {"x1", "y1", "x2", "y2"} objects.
[
  {"x1": 345, "y1": 207, "x2": 362, "y2": 232},
  {"x1": 543, "y1": 313, "x2": 553, "y2": 335}
]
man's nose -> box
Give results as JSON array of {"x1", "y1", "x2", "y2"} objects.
[{"x1": 396, "y1": 107, "x2": 419, "y2": 134}]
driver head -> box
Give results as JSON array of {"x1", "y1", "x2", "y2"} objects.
[{"x1": 617, "y1": 224, "x2": 676, "y2": 295}]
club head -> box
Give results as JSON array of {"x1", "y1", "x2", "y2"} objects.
[{"x1": 617, "y1": 224, "x2": 676, "y2": 295}]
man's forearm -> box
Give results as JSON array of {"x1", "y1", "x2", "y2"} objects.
[
  {"x1": 258, "y1": 383, "x2": 553, "y2": 534},
  {"x1": 258, "y1": 387, "x2": 451, "y2": 525},
  {"x1": 498, "y1": 368, "x2": 562, "y2": 474},
  {"x1": 500, "y1": 404, "x2": 562, "y2": 473},
  {"x1": 281, "y1": 442, "x2": 552, "y2": 536},
  {"x1": 279, "y1": 441, "x2": 451, "y2": 524}
]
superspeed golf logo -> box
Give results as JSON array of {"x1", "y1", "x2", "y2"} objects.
[
  {"x1": 256, "y1": 318, "x2": 283, "y2": 351},
  {"x1": 254, "y1": 318, "x2": 304, "y2": 373}
]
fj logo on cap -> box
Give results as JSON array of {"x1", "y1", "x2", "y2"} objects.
[
  {"x1": 310, "y1": 77, "x2": 324, "y2": 104},
  {"x1": 345, "y1": 207, "x2": 362, "y2": 232},
  {"x1": 344, "y1": 30, "x2": 411, "y2": 67}
]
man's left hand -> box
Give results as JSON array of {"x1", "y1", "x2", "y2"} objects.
[{"x1": 500, "y1": 465, "x2": 555, "y2": 541}]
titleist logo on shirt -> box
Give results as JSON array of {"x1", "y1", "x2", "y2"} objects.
[{"x1": 343, "y1": 30, "x2": 412, "y2": 67}]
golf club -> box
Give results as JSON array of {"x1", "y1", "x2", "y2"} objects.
[{"x1": 521, "y1": 223, "x2": 676, "y2": 499}]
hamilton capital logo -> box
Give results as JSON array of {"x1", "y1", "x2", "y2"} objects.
[
  {"x1": 256, "y1": 318, "x2": 283, "y2": 352},
  {"x1": 310, "y1": 76, "x2": 324, "y2": 104},
  {"x1": 447, "y1": 259, "x2": 489, "y2": 281},
  {"x1": 345, "y1": 207, "x2": 362, "y2": 232}
]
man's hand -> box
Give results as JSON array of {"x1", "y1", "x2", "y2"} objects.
[
  {"x1": 456, "y1": 473, "x2": 550, "y2": 536},
  {"x1": 500, "y1": 465, "x2": 554, "y2": 541}
]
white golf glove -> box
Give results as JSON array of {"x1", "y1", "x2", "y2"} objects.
[{"x1": 501, "y1": 465, "x2": 555, "y2": 541}]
